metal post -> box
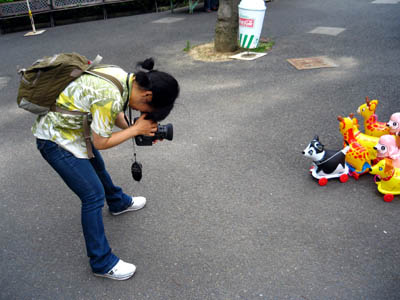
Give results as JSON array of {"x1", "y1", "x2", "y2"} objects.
[{"x1": 24, "y1": 0, "x2": 46, "y2": 36}]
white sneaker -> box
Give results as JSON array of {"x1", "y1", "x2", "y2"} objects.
[
  {"x1": 94, "y1": 259, "x2": 136, "y2": 280},
  {"x1": 111, "y1": 196, "x2": 146, "y2": 216}
]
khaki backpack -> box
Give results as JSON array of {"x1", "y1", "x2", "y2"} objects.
[{"x1": 17, "y1": 53, "x2": 125, "y2": 158}]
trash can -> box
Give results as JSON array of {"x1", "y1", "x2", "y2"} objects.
[{"x1": 238, "y1": 0, "x2": 267, "y2": 49}]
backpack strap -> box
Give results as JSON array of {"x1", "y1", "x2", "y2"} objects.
[
  {"x1": 49, "y1": 67, "x2": 126, "y2": 159},
  {"x1": 89, "y1": 55, "x2": 103, "y2": 67},
  {"x1": 86, "y1": 70, "x2": 124, "y2": 96},
  {"x1": 49, "y1": 104, "x2": 94, "y2": 159}
]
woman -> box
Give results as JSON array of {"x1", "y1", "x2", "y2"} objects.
[{"x1": 33, "y1": 58, "x2": 179, "y2": 280}]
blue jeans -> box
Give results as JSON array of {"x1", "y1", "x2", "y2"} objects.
[
  {"x1": 204, "y1": 0, "x2": 218, "y2": 10},
  {"x1": 36, "y1": 138, "x2": 132, "y2": 274}
]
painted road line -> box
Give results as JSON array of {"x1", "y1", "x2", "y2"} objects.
[
  {"x1": 153, "y1": 17, "x2": 185, "y2": 24},
  {"x1": 308, "y1": 26, "x2": 346, "y2": 36},
  {"x1": 0, "y1": 76, "x2": 10, "y2": 91},
  {"x1": 372, "y1": 0, "x2": 400, "y2": 3}
]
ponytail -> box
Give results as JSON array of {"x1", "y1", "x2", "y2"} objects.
[{"x1": 135, "y1": 58, "x2": 180, "y2": 122}]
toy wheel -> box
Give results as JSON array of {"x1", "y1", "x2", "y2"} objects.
[
  {"x1": 318, "y1": 178, "x2": 328, "y2": 186},
  {"x1": 339, "y1": 174, "x2": 349, "y2": 183},
  {"x1": 309, "y1": 165, "x2": 314, "y2": 173},
  {"x1": 384, "y1": 194, "x2": 394, "y2": 202},
  {"x1": 372, "y1": 159, "x2": 380, "y2": 166},
  {"x1": 352, "y1": 173, "x2": 360, "y2": 180}
]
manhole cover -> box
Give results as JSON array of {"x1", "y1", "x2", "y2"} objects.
[
  {"x1": 152, "y1": 17, "x2": 185, "y2": 24},
  {"x1": 287, "y1": 56, "x2": 337, "y2": 70}
]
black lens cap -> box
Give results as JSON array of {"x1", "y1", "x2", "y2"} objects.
[{"x1": 131, "y1": 161, "x2": 142, "y2": 181}]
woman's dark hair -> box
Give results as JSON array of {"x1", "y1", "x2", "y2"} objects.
[{"x1": 135, "y1": 58, "x2": 180, "y2": 122}]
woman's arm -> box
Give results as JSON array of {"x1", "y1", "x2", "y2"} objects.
[
  {"x1": 92, "y1": 114, "x2": 157, "y2": 150},
  {"x1": 114, "y1": 112, "x2": 129, "y2": 129}
]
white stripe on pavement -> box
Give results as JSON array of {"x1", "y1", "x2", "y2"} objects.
[
  {"x1": 0, "y1": 77, "x2": 10, "y2": 91},
  {"x1": 308, "y1": 27, "x2": 346, "y2": 36},
  {"x1": 153, "y1": 17, "x2": 185, "y2": 24},
  {"x1": 371, "y1": 0, "x2": 400, "y2": 4}
]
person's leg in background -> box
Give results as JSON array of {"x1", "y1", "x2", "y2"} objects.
[
  {"x1": 204, "y1": 0, "x2": 211, "y2": 12},
  {"x1": 211, "y1": 0, "x2": 219, "y2": 10}
]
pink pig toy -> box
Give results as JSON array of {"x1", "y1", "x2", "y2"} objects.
[
  {"x1": 387, "y1": 113, "x2": 400, "y2": 135},
  {"x1": 387, "y1": 113, "x2": 400, "y2": 148},
  {"x1": 374, "y1": 135, "x2": 400, "y2": 168}
]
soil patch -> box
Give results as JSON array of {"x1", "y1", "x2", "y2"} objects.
[
  {"x1": 188, "y1": 42, "x2": 240, "y2": 62},
  {"x1": 187, "y1": 39, "x2": 274, "y2": 62}
]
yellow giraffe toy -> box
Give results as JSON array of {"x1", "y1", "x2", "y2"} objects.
[
  {"x1": 357, "y1": 97, "x2": 390, "y2": 137},
  {"x1": 338, "y1": 115, "x2": 372, "y2": 179},
  {"x1": 350, "y1": 114, "x2": 379, "y2": 161}
]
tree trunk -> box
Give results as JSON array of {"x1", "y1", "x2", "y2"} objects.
[{"x1": 215, "y1": 0, "x2": 240, "y2": 53}]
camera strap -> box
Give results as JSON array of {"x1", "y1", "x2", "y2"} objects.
[
  {"x1": 130, "y1": 127, "x2": 142, "y2": 181},
  {"x1": 123, "y1": 72, "x2": 132, "y2": 125},
  {"x1": 126, "y1": 101, "x2": 138, "y2": 162},
  {"x1": 124, "y1": 73, "x2": 143, "y2": 181},
  {"x1": 123, "y1": 72, "x2": 135, "y2": 145}
]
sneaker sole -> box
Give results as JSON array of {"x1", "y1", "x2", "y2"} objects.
[
  {"x1": 110, "y1": 204, "x2": 145, "y2": 216},
  {"x1": 94, "y1": 270, "x2": 136, "y2": 281}
]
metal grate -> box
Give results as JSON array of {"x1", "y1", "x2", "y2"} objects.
[
  {"x1": 287, "y1": 56, "x2": 337, "y2": 70},
  {"x1": 52, "y1": 0, "x2": 102, "y2": 9},
  {"x1": 0, "y1": 0, "x2": 50, "y2": 17}
]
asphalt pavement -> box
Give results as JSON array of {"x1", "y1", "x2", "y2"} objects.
[{"x1": 1, "y1": 0, "x2": 400, "y2": 299}]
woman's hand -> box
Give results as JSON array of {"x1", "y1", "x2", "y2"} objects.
[
  {"x1": 131, "y1": 114, "x2": 158, "y2": 137},
  {"x1": 92, "y1": 114, "x2": 158, "y2": 150}
]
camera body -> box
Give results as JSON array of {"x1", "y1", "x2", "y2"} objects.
[
  {"x1": 134, "y1": 117, "x2": 173, "y2": 146},
  {"x1": 130, "y1": 116, "x2": 174, "y2": 181}
]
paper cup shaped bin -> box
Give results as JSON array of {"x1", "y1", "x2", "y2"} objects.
[{"x1": 238, "y1": 0, "x2": 267, "y2": 49}]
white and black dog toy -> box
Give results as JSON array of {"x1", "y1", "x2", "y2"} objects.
[{"x1": 302, "y1": 135, "x2": 350, "y2": 186}]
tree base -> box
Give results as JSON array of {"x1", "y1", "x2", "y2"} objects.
[{"x1": 187, "y1": 42, "x2": 240, "y2": 62}]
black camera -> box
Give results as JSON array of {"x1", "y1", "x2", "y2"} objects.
[{"x1": 134, "y1": 117, "x2": 173, "y2": 146}]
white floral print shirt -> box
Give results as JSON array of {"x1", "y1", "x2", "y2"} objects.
[{"x1": 32, "y1": 67, "x2": 134, "y2": 158}]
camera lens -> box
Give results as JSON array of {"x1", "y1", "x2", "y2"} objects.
[{"x1": 157, "y1": 123, "x2": 173, "y2": 141}]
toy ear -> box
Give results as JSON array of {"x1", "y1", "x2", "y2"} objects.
[
  {"x1": 314, "y1": 135, "x2": 319, "y2": 141},
  {"x1": 369, "y1": 100, "x2": 378, "y2": 111},
  {"x1": 337, "y1": 116, "x2": 344, "y2": 129},
  {"x1": 384, "y1": 158, "x2": 394, "y2": 174}
]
